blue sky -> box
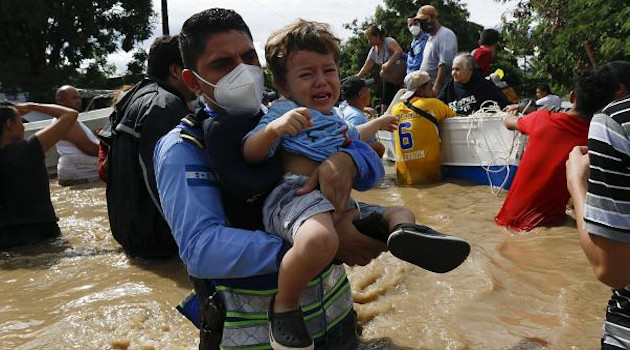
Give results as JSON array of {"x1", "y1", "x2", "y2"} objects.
[{"x1": 107, "y1": 0, "x2": 516, "y2": 74}]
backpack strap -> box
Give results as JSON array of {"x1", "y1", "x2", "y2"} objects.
[
  {"x1": 403, "y1": 100, "x2": 439, "y2": 128},
  {"x1": 179, "y1": 113, "x2": 206, "y2": 149}
]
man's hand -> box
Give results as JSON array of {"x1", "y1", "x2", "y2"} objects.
[
  {"x1": 334, "y1": 209, "x2": 386, "y2": 266},
  {"x1": 363, "y1": 107, "x2": 378, "y2": 119},
  {"x1": 268, "y1": 107, "x2": 312, "y2": 137},
  {"x1": 504, "y1": 104, "x2": 520, "y2": 116},
  {"x1": 566, "y1": 145, "x2": 589, "y2": 199},
  {"x1": 296, "y1": 152, "x2": 356, "y2": 219},
  {"x1": 13, "y1": 102, "x2": 32, "y2": 117}
]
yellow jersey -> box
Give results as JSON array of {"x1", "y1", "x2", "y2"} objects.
[{"x1": 391, "y1": 97, "x2": 455, "y2": 185}]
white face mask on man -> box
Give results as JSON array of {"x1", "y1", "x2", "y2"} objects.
[
  {"x1": 192, "y1": 63, "x2": 265, "y2": 116},
  {"x1": 408, "y1": 25, "x2": 422, "y2": 37}
]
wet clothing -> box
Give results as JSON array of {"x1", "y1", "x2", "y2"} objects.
[
  {"x1": 106, "y1": 77, "x2": 188, "y2": 258},
  {"x1": 155, "y1": 108, "x2": 383, "y2": 349},
  {"x1": 439, "y1": 72, "x2": 509, "y2": 115},
  {"x1": 390, "y1": 97, "x2": 455, "y2": 184},
  {"x1": 407, "y1": 33, "x2": 430, "y2": 74},
  {"x1": 0, "y1": 136, "x2": 59, "y2": 249},
  {"x1": 56, "y1": 121, "x2": 99, "y2": 183},
  {"x1": 495, "y1": 109, "x2": 589, "y2": 231},
  {"x1": 584, "y1": 97, "x2": 630, "y2": 349}
]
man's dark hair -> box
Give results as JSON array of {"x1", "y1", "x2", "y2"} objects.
[
  {"x1": 479, "y1": 29, "x2": 500, "y2": 46},
  {"x1": 179, "y1": 8, "x2": 253, "y2": 70},
  {"x1": 0, "y1": 102, "x2": 17, "y2": 139},
  {"x1": 147, "y1": 35, "x2": 183, "y2": 81},
  {"x1": 537, "y1": 84, "x2": 552, "y2": 95},
  {"x1": 408, "y1": 13, "x2": 417, "y2": 19},
  {"x1": 601, "y1": 60, "x2": 630, "y2": 91},
  {"x1": 574, "y1": 68, "x2": 617, "y2": 117}
]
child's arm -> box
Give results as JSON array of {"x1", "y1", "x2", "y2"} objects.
[
  {"x1": 243, "y1": 107, "x2": 312, "y2": 163},
  {"x1": 356, "y1": 114, "x2": 399, "y2": 142}
]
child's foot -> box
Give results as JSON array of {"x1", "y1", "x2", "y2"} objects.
[
  {"x1": 388, "y1": 223, "x2": 471, "y2": 273},
  {"x1": 268, "y1": 297, "x2": 314, "y2": 350}
]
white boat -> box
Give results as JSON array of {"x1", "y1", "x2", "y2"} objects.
[
  {"x1": 23, "y1": 107, "x2": 113, "y2": 175},
  {"x1": 377, "y1": 114, "x2": 525, "y2": 189}
]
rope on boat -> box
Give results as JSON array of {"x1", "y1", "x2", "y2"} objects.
[{"x1": 465, "y1": 100, "x2": 522, "y2": 195}]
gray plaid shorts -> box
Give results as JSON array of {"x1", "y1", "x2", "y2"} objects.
[{"x1": 263, "y1": 174, "x2": 385, "y2": 243}]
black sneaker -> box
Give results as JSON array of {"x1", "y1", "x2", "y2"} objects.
[
  {"x1": 388, "y1": 223, "x2": 471, "y2": 273},
  {"x1": 268, "y1": 297, "x2": 314, "y2": 350}
]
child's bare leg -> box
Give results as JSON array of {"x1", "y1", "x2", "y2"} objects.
[
  {"x1": 382, "y1": 206, "x2": 415, "y2": 231},
  {"x1": 274, "y1": 212, "x2": 339, "y2": 312}
]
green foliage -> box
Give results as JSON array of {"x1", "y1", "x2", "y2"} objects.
[
  {"x1": 338, "y1": 0, "x2": 486, "y2": 104},
  {"x1": 0, "y1": 0, "x2": 154, "y2": 101},
  {"x1": 500, "y1": 0, "x2": 630, "y2": 94}
]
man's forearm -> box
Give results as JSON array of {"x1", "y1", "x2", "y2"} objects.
[{"x1": 434, "y1": 65, "x2": 447, "y2": 93}]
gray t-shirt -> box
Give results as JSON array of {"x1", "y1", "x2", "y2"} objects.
[
  {"x1": 368, "y1": 37, "x2": 395, "y2": 66},
  {"x1": 420, "y1": 26, "x2": 458, "y2": 89}
]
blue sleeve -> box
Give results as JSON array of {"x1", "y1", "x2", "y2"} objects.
[
  {"x1": 341, "y1": 139, "x2": 384, "y2": 191},
  {"x1": 154, "y1": 131, "x2": 285, "y2": 279},
  {"x1": 344, "y1": 112, "x2": 369, "y2": 127},
  {"x1": 242, "y1": 112, "x2": 282, "y2": 159}
]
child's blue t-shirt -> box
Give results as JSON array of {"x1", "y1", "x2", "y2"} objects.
[{"x1": 244, "y1": 99, "x2": 361, "y2": 162}]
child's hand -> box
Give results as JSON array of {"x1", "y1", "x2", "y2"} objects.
[
  {"x1": 268, "y1": 107, "x2": 313, "y2": 137},
  {"x1": 376, "y1": 114, "x2": 399, "y2": 132}
]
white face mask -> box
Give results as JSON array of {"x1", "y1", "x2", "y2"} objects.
[
  {"x1": 409, "y1": 25, "x2": 421, "y2": 37},
  {"x1": 192, "y1": 63, "x2": 264, "y2": 116}
]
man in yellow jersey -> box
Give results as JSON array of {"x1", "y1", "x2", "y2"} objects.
[{"x1": 391, "y1": 70, "x2": 455, "y2": 184}]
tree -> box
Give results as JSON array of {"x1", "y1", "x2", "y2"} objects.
[
  {"x1": 0, "y1": 0, "x2": 154, "y2": 101},
  {"x1": 338, "y1": 0, "x2": 484, "y2": 105},
  {"x1": 500, "y1": 0, "x2": 630, "y2": 94}
]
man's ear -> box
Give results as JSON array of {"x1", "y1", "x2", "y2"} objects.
[
  {"x1": 273, "y1": 77, "x2": 289, "y2": 98},
  {"x1": 182, "y1": 69, "x2": 201, "y2": 95},
  {"x1": 569, "y1": 90, "x2": 575, "y2": 104},
  {"x1": 168, "y1": 64, "x2": 181, "y2": 80}
]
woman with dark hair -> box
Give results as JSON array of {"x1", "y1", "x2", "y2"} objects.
[
  {"x1": 356, "y1": 25, "x2": 405, "y2": 108},
  {"x1": 0, "y1": 102, "x2": 78, "y2": 249},
  {"x1": 439, "y1": 52, "x2": 508, "y2": 115}
]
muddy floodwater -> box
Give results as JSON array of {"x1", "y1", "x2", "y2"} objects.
[{"x1": 0, "y1": 164, "x2": 610, "y2": 350}]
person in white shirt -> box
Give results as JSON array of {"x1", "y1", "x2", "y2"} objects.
[
  {"x1": 55, "y1": 85, "x2": 100, "y2": 186},
  {"x1": 416, "y1": 5, "x2": 458, "y2": 96},
  {"x1": 535, "y1": 83, "x2": 562, "y2": 108}
]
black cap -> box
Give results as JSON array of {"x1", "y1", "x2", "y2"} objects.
[{"x1": 341, "y1": 77, "x2": 373, "y2": 99}]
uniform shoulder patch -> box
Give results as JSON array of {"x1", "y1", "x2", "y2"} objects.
[{"x1": 185, "y1": 165, "x2": 217, "y2": 186}]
